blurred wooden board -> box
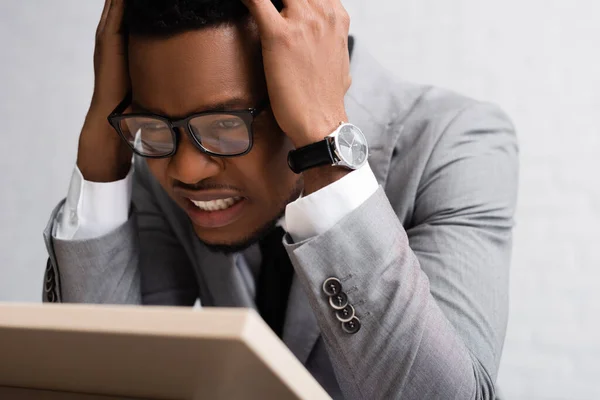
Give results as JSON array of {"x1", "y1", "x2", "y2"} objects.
[{"x1": 0, "y1": 304, "x2": 331, "y2": 400}]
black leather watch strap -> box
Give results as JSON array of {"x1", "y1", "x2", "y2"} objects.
[{"x1": 287, "y1": 139, "x2": 335, "y2": 174}]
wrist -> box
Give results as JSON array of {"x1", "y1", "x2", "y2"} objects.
[
  {"x1": 77, "y1": 143, "x2": 131, "y2": 183},
  {"x1": 77, "y1": 113, "x2": 132, "y2": 182},
  {"x1": 302, "y1": 166, "x2": 350, "y2": 196},
  {"x1": 289, "y1": 109, "x2": 348, "y2": 149}
]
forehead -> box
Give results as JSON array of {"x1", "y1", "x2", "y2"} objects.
[{"x1": 128, "y1": 23, "x2": 265, "y2": 116}]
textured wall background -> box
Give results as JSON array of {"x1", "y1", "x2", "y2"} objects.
[{"x1": 0, "y1": 1, "x2": 598, "y2": 399}]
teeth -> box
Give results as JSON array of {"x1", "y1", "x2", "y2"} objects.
[{"x1": 191, "y1": 197, "x2": 241, "y2": 211}]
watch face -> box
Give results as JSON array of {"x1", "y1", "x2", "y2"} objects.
[{"x1": 336, "y1": 124, "x2": 368, "y2": 167}]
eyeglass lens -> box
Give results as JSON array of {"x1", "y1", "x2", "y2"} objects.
[{"x1": 119, "y1": 113, "x2": 250, "y2": 156}]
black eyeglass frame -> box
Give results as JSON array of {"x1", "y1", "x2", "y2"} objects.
[{"x1": 107, "y1": 92, "x2": 270, "y2": 159}]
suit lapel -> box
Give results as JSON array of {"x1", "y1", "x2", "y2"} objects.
[
  {"x1": 191, "y1": 238, "x2": 255, "y2": 308},
  {"x1": 282, "y1": 275, "x2": 320, "y2": 364}
]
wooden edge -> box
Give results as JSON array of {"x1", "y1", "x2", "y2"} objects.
[
  {"x1": 240, "y1": 312, "x2": 332, "y2": 400},
  {"x1": 0, "y1": 303, "x2": 248, "y2": 339}
]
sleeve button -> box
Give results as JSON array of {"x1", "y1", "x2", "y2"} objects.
[
  {"x1": 45, "y1": 268, "x2": 55, "y2": 284},
  {"x1": 322, "y1": 277, "x2": 343, "y2": 296},
  {"x1": 44, "y1": 275, "x2": 55, "y2": 293},
  {"x1": 335, "y1": 304, "x2": 355, "y2": 323},
  {"x1": 329, "y1": 292, "x2": 349, "y2": 310},
  {"x1": 342, "y1": 317, "x2": 361, "y2": 334}
]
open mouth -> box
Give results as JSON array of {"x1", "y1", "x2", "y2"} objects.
[
  {"x1": 183, "y1": 195, "x2": 248, "y2": 229},
  {"x1": 189, "y1": 196, "x2": 243, "y2": 212}
]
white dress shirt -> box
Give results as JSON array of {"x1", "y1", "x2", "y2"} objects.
[{"x1": 54, "y1": 163, "x2": 379, "y2": 244}]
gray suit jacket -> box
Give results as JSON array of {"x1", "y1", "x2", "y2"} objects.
[{"x1": 43, "y1": 39, "x2": 518, "y2": 400}]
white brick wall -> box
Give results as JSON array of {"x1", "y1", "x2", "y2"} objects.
[{"x1": 0, "y1": 1, "x2": 598, "y2": 398}]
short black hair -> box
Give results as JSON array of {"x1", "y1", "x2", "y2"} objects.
[{"x1": 125, "y1": 0, "x2": 284, "y2": 37}]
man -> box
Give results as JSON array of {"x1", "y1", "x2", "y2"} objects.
[{"x1": 42, "y1": 0, "x2": 519, "y2": 398}]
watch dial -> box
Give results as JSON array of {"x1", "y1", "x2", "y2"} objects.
[{"x1": 337, "y1": 125, "x2": 368, "y2": 167}]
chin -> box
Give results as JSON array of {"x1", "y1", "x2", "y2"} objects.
[
  {"x1": 191, "y1": 217, "x2": 280, "y2": 255},
  {"x1": 192, "y1": 227, "x2": 252, "y2": 254}
]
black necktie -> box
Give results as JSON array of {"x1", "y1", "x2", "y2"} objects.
[{"x1": 256, "y1": 226, "x2": 295, "y2": 338}]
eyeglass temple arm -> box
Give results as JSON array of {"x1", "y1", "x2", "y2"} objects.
[
  {"x1": 108, "y1": 92, "x2": 133, "y2": 118},
  {"x1": 253, "y1": 98, "x2": 271, "y2": 115}
]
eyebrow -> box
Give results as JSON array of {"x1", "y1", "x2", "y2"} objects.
[{"x1": 131, "y1": 97, "x2": 256, "y2": 118}]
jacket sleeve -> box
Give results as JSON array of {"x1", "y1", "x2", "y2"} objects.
[
  {"x1": 42, "y1": 158, "x2": 198, "y2": 306},
  {"x1": 284, "y1": 102, "x2": 518, "y2": 400}
]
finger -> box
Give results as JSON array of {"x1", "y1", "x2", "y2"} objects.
[
  {"x1": 310, "y1": 0, "x2": 350, "y2": 26},
  {"x1": 105, "y1": 0, "x2": 126, "y2": 34},
  {"x1": 315, "y1": 0, "x2": 343, "y2": 7},
  {"x1": 96, "y1": 0, "x2": 113, "y2": 36},
  {"x1": 241, "y1": 0, "x2": 284, "y2": 35}
]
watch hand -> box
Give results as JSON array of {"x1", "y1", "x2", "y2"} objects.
[
  {"x1": 339, "y1": 137, "x2": 351, "y2": 146},
  {"x1": 350, "y1": 136, "x2": 356, "y2": 147}
]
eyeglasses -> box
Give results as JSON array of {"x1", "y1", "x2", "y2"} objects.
[{"x1": 107, "y1": 93, "x2": 269, "y2": 158}]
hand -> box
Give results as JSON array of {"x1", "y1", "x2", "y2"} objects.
[
  {"x1": 77, "y1": 0, "x2": 132, "y2": 182},
  {"x1": 242, "y1": 0, "x2": 352, "y2": 149}
]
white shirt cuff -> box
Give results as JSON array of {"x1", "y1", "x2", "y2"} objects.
[
  {"x1": 285, "y1": 163, "x2": 379, "y2": 243},
  {"x1": 54, "y1": 166, "x2": 133, "y2": 240}
]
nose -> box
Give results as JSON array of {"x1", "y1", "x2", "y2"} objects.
[{"x1": 166, "y1": 128, "x2": 222, "y2": 185}]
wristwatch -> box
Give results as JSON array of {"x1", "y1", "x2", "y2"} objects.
[{"x1": 287, "y1": 123, "x2": 369, "y2": 174}]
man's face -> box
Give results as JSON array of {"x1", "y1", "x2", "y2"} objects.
[{"x1": 128, "y1": 23, "x2": 302, "y2": 252}]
